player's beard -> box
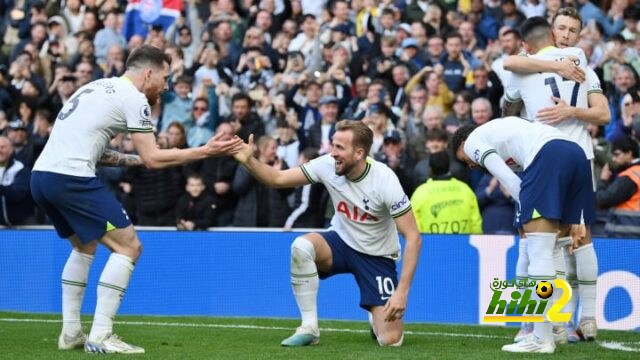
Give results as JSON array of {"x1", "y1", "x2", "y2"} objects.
[
  {"x1": 334, "y1": 157, "x2": 355, "y2": 176},
  {"x1": 147, "y1": 93, "x2": 159, "y2": 106}
]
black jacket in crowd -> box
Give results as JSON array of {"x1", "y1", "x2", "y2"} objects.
[
  {"x1": 232, "y1": 160, "x2": 294, "y2": 227},
  {"x1": 175, "y1": 192, "x2": 216, "y2": 230}
]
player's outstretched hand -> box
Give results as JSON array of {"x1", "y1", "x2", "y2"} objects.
[
  {"x1": 204, "y1": 132, "x2": 243, "y2": 157},
  {"x1": 233, "y1": 134, "x2": 256, "y2": 164},
  {"x1": 383, "y1": 290, "x2": 407, "y2": 322},
  {"x1": 537, "y1": 96, "x2": 572, "y2": 124},
  {"x1": 556, "y1": 56, "x2": 585, "y2": 83}
]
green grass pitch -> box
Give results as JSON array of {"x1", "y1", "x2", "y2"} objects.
[{"x1": 0, "y1": 312, "x2": 638, "y2": 359}]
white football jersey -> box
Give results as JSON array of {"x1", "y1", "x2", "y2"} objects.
[
  {"x1": 505, "y1": 47, "x2": 600, "y2": 159},
  {"x1": 34, "y1": 77, "x2": 153, "y2": 177},
  {"x1": 464, "y1": 117, "x2": 573, "y2": 171},
  {"x1": 300, "y1": 155, "x2": 411, "y2": 260}
]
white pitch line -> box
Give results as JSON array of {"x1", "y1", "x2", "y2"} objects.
[
  {"x1": 0, "y1": 318, "x2": 507, "y2": 340},
  {"x1": 599, "y1": 341, "x2": 640, "y2": 353}
]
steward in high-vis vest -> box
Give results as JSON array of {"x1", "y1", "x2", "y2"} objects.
[
  {"x1": 596, "y1": 137, "x2": 640, "y2": 238},
  {"x1": 411, "y1": 151, "x2": 482, "y2": 234}
]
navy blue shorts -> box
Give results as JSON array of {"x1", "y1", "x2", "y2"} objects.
[
  {"x1": 318, "y1": 231, "x2": 398, "y2": 310},
  {"x1": 31, "y1": 171, "x2": 131, "y2": 244},
  {"x1": 516, "y1": 140, "x2": 596, "y2": 227}
]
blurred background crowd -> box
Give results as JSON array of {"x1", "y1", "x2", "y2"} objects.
[{"x1": 1, "y1": 0, "x2": 640, "y2": 235}]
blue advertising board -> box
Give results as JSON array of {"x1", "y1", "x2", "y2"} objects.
[{"x1": 0, "y1": 230, "x2": 637, "y2": 331}]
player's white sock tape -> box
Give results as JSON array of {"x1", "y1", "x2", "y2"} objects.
[
  {"x1": 554, "y1": 238, "x2": 569, "y2": 280},
  {"x1": 516, "y1": 237, "x2": 529, "y2": 281},
  {"x1": 515, "y1": 237, "x2": 529, "y2": 330},
  {"x1": 89, "y1": 253, "x2": 135, "y2": 341},
  {"x1": 290, "y1": 237, "x2": 319, "y2": 330},
  {"x1": 562, "y1": 246, "x2": 578, "y2": 323},
  {"x1": 574, "y1": 243, "x2": 598, "y2": 319},
  {"x1": 526, "y1": 232, "x2": 556, "y2": 342},
  {"x1": 61, "y1": 250, "x2": 94, "y2": 336}
]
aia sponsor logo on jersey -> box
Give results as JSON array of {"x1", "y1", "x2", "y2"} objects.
[{"x1": 336, "y1": 201, "x2": 379, "y2": 222}]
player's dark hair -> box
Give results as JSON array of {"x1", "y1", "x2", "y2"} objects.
[
  {"x1": 612, "y1": 136, "x2": 640, "y2": 159},
  {"x1": 451, "y1": 125, "x2": 477, "y2": 154},
  {"x1": 552, "y1": 7, "x2": 583, "y2": 30},
  {"x1": 430, "y1": 150, "x2": 450, "y2": 177},
  {"x1": 125, "y1": 45, "x2": 171, "y2": 71},
  {"x1": 335, "y1": 120, "x2": 374, "y2": 156},
  {"x1": 520, "y1": 16, "x2": 552, "y2": 44}
]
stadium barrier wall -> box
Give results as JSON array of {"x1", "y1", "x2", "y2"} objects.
[{"x1": 0, "y1": 230, "x2": 638, "y2": 331}]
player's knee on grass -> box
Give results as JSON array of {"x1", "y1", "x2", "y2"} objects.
[{"x1": 377, "y1": 330, "x2": 404, "y2": 347}]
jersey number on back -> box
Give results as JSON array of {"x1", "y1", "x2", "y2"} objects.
[
  {"x1": 57, "y1": 89, "x2": 95, "y2": 120},
  {"x1": 544, "y1": 77, "x2": 579, "y2": 106}
]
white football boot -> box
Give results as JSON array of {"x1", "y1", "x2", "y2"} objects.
[
  {"x1": 577, "y1": 318, "x2": 597, "y2": 341},
  {"x1": 502, "y1": 336, "x2": 556, "y2": 354},
  {"x1": 58, "y1": 331, "x2": 86, "y2": 350},
  {"x1": 84, "y1": 333, "x2": 145, "y2": 354}
]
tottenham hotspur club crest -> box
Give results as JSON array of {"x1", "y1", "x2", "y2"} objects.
[{"x1": 363, "y1": 197, "x2": 370, "y2": 210}]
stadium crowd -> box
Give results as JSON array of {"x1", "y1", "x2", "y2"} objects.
[{"x1": 1, "y1": 0, "x2": 640, "y2": 235}]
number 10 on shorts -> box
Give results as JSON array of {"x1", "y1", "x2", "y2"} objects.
[{"x1": 376, "y1": 276, "x2": 395, "y2": 300}]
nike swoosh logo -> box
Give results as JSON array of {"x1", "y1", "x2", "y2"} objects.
[{"x1": 381, "y1": 296, "x2": 390, "y2": 300}]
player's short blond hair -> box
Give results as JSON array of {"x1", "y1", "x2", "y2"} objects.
[
  {"x1": 553, "y1": 7, "x2": 583, "y2": 30},
  {"x1": 335, "y1": 120, "x2": 373, "y2": 156}
]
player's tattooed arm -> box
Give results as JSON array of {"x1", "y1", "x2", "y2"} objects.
[
  {"x1": 502, "y1": 100, "x2": 523, "y2": 117},
  {"x1": 98, "y1": 149, "x2": 144, "y2": 167}
]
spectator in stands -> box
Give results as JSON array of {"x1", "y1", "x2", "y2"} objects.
[
  {"x1": 499, "y1": 0, "x2": 526, "y2": 29},
  {"x1": 403, "y1": 85, "x2": 428, "y2": 142},
  {"x1": 226, "y1": 92, "x2": 264, "y2": 143},
  {"x1": 308, "y1": 95, "x2": 339, "y2": 154},
  {"x1": 189, "y1": 122, "x2": 239, "y2": 227},
  {"x1": 444, "y1": 91, "x2": 473, "y2": 134},
  {"x1": 235, "y1": 47, "x2": 275, "y2": 93},
  {"x1": 7, "y1": 119, "x2": 35, "y2": 169},
  {"x1": 411, "y1": 151, "x2": 482, "y2": 234},
  {"x1": 186, "y1": 97, "x2": 215, "y2": 148},
  {"x1": 93, "y1": 11, "x2": 126, "y2": 66},
  {"x1": 576, "y1": 0, "x2": 625, "y2": 37},
  {"x1": 286, "y1": 80, "x2": 322, "y2": 149},
  {"x1": 475, "y1": 174, "x2": 516, "y2": 234},
  {"x1": 606, "y1": 65, "x2": 637, "y2": 142},
  {"x1": 0, "y1": 135, "x2": 34, "y2": 225},
  {"x1": 161, "y1": 75, "x2": 194, "y2": 133},
  {"x1": 471, "y1": 98, "x2": 493, "y2": 125},
  {"x1": 363, "y1": 102, "x2": 392, "y2": 156},
  {"x1": 165, "y1": 122, "x2": 188, "y2": 150},
  {"x1": 407, "y1": 105, "x2": 445, "y2": 161},
  {"x1": 276, "y1": 119, "x2": 300, "y2": 177},
  {"x1": 468, "y1": 67, "x2": 503, "y2": 119},
  {"x1": 123, "y1": 136, "x2": 185, "y2": 226},
  {"x1": 597, "y1": 136, "x2": 640, "y2": 238},
  {"x1": 176, "y1": 174, "x2": 215, "y2": 231},
  {"x1": 375, "y1": 129, "x2": 413, "y2": 195},
  {"x1": 440, "y1": 33, "x2": 471, "y2": 93},
  {"x1": 232, "y1": 135, "x2": 293, "y2": 227},
  {"x1": 412, "y1": 128, "x2": 469, "y2": 188},
  {"x1": 283, "y1": 147, "x2": 325, "y2": 229}
]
